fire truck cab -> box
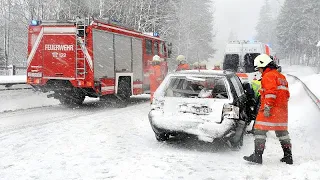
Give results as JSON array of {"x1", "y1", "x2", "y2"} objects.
[
  {"x1": 222, "y1": 40, "x2": 277, "y2": 82},
  {"x1": 26, "y1": 18, "x2": 170, "y2": 106}
]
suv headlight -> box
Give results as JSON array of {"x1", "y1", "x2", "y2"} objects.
[{"x1": 222, "y1": 104, "x2": 239, "y2": 119}]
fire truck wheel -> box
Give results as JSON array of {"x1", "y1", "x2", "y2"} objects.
[
  {"x1": 59, "y1": 94, "x2": 85, "y2": 106},
  {"x1": 117, "y1": 77, "x2": 132, "y2": 101}
]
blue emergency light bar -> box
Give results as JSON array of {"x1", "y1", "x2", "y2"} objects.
[
  {"x1": 153, "y1": 32, "x2": 159, "y2": 37},
  {"x1": 31, "y1": 20, "x2": 41, "y2": 26}
]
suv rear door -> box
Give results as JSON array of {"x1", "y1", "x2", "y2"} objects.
[{"x1": 228, "y1": 74, "x2": 248, "y2": 119}]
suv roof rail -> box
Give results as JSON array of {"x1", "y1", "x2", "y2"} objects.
[{"x1": 223, "y1": 69, "x2": 236, "y2": 74}]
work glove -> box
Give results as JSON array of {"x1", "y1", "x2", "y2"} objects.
[{"x1": 264, "y1": 105, "x2": 271, "y2": 117}]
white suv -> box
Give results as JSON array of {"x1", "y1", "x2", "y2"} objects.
[{"x1": 148, "y1": 70, "x2": 254, "y2": 148}]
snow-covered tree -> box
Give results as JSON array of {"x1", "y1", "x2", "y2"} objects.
[
  {"x1": 228, "y1": 30, "x2": 238, "y2": 41},
  {"x1": 276, "y1": 0, "x2": 320, "y2": 66},
  {"x1": 0, "y1": 48, "x2": 5, "y2": 67},
  {"x1": 255, "y1": 0, "x2": 276, "y2": 47},
  {"x1": 0, "y1": 0, "x2": 216, "y2": 68}
]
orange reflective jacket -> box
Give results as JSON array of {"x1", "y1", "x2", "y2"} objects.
[
  {"x1": 149, "y1": 65, "x2": 163, "y2": 100},
  {"x1": 176, "y1": 64, "x2": 190, "y2": 71},
  {"x1": 254, "y1": 68, "x2": 290, "y2": 131}
]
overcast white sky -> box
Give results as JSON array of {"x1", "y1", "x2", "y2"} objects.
[{"x1": 213, "y1": 0, "x2": 265, "y2": 60}]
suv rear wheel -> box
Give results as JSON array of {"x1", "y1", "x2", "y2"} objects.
[{"x1": 155, "y1": 132, "x2": 169, "y2": 141}]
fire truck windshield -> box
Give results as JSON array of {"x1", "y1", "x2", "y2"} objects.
[{"x1": 243, "y1": 53, "x2": 260, "y2": 73}]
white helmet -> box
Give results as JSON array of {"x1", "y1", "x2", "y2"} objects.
[
  {"x1": 176, "y1": 55, "x2": 186, "y2": 62},
  {"x1": 152, "y1": 55, "x2": 161, "y2": 62},
  {"x1": 254, "y1": 54, "x2": 273, "y2": 68},
  {"x1": 199, "y1": 61, "x2": 207, "y2": 66},
  {"x1": 193, "y1": 62, "x2": 199, "y2": 66}
]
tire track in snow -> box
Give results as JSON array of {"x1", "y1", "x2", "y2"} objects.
[{"x1": 0, "y1": 98, "x2": 149, "y2": 136}]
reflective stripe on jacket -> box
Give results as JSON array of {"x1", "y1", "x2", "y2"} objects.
[{"x1": 254, "y1": 68, "x2": 290, "y2": 131}]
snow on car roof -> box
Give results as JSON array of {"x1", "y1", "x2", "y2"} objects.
[{"x1": 171, "y1": 70, "x2": 234, "y2": 76}]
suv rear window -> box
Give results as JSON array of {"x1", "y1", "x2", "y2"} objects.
[{"x1": 164, "y1": 76, "x2": 229, "y2": 99}]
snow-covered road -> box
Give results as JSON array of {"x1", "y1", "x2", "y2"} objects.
[{"x1": 0, "y1": 76, "x2": 319, "y2": 179}]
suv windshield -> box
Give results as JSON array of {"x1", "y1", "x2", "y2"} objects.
[{"x1": 164, "y1": 76, "x2": 229, "y2": 99}]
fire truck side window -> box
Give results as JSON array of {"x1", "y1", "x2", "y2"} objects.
[
  {"x1": 77, "y1": 25, "x2": 85, "y2": 37},
  {"x1": 160, "y1": 42, "x2": 165, "y2": 55},
  {"x1": 146, "y1": 39, "x2": 152, "y2": 55},
  {"x1": 154, "y1": 41, "x2": 159, "y2": 55}
]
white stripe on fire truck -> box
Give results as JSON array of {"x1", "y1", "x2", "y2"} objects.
[
  {"x1": 133, "y1": 84, "x2": 143, "y2": 88},
  {"x1": 93, "y1": 22, "x2": 162, "y2": 40},
  {"x1": 43, "y1": 27, "x2": 76, "y2": 34},
  {"x1": 27, "y1": 28, "x2": 44, "y2": 68},
  {"x1": 101, "y1": 86, "x2": 115, "y2": 92},
  {"x1": 42, "y1": 77, "x2": 76, "y2": 80}
]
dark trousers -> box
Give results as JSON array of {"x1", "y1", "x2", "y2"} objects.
[{"x1": 254, "y1": 129, "x2": 291, "y2": 153}]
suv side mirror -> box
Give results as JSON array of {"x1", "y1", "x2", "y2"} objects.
[{"x1": 277, "y1": 65, "x2": 282, "y2": 72}]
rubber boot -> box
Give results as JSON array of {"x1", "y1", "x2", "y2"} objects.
[
  {"x1": 280, "y1": 143, "x2": 293, "y2": 165},
  {"x1": 243, "y1": 142, "x2": 265, "y2": 164}
]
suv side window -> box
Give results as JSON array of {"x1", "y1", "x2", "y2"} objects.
[{"x1": 230, "y1": 76, "x2": 244, "y2": 97}]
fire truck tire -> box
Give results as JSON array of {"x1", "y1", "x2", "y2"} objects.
[
  {"x1": 117, "y1": 77, "x2": 132, "y2": 101},
  {"x1": 58, "y1": 93, "x2": 85, "y2": 106}
]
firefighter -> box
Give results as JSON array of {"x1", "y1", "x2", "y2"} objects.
[
  {"x1": 176, "y1": 55, "x2": 190, "y2": 71},
  {"x1": 213, "y1": 63, "x2": 221, "y2": 70},
  {"x1": 149, "y1": 55, "x2": 163, "y2": 101},
  {"x1": 192, "y1": 62, "x2": 199, "y2": 70},
  {"x1": 244, "y1": 54, "x2": 293, "y2": 165},
  {"x1": 199, "y1": 61, "x2": 207, "y2": 70}
]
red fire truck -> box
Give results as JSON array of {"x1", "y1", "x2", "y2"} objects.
[{"x1": 26, "y1": 18, "x2": 170, "y2": 105}]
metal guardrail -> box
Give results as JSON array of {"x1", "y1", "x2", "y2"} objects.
[
  {"x1": 0, "y1": 87, "x2": 32, "y2": 91},
  {"x1": 0, "y1": 66, "x2": 27, "y2": 76},
  {"x1": 287, "y1": 74, "x2": 320, "y2": 110}
]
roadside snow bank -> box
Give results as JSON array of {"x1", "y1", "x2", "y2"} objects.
[
  {"x1": 299, "y1": 74, "x2": 320, "y2": 103},
  {"x1": 0, "y1": 89, "x2": 60, "y2": 112},
  {"x1": 283, "y1": 65, "x2": 320, "y2": 105},
  {"x1": 0, "y1": 75, "x2": 26, "y2": 85},
  {"x1": 282, "y1": 65, "x2": 318, "y2": 77}
]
